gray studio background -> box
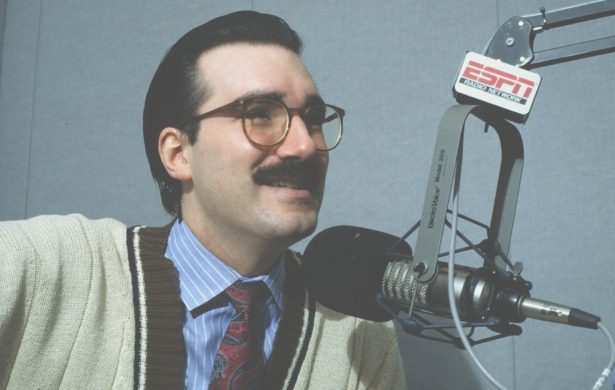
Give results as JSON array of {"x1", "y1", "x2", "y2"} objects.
[{"x1": 1, "y1": 1, "x2": 613, "y2": 389}]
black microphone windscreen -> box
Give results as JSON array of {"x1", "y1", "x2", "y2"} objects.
[{"x1": 303, "y1": 225, "x2": 412, "y2": 322}]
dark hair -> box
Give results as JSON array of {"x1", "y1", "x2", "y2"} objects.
[{"x1": 143, "y1": 11, "x2": 303, "y2": 216}]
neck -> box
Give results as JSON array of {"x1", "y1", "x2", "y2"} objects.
[{"x1": 180, "y1": 215, "x2": 288, "y2": 277}]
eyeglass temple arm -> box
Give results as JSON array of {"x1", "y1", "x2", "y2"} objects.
[{"x1": 324, "y1": 107, "x2": 345, "y2": 123}]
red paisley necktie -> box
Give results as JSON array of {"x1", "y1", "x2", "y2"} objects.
[{"x1": 209, "y1": 281, "x2": 268, "y2": 390}]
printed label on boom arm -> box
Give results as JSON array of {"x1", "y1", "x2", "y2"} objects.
[{"x1": 453, "y1": 52, "x2": 541, "y2": 123}]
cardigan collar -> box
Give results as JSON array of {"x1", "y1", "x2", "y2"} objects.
[{"x1": 127, "y1": 224, "x2": 314, "y2": 390}]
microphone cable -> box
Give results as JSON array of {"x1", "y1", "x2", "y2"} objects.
[
  {"x1": 446, "y1": 132, "x2": 615, "y2": 389},
  {"x1": 593, "y1": 322, "x2": 615, "y2": 389},
  {"x1": 446, "y1": 140, "x2": 508, "y2": 389}
]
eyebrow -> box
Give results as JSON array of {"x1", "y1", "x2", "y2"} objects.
[{"x1": 238, "y1": 91, "x2": 325, "y2": 107}]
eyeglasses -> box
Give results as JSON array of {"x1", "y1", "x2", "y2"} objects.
[{"x1": 185, "y1": 98, "x2": 345, "y2": 151}]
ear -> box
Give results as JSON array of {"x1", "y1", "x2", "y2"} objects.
[{"x1": 158, "y1": 127, "x2": 192, "y2": 181}]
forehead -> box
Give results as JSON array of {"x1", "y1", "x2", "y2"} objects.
[{"x1": 196, "y1": 43, "x2": 318, "y2": 107}]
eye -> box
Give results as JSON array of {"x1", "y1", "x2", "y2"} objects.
[
  {"x1": 243, "y1": 100, "x2": 279, "y2": 122},
  {"x1": 245, "y1": 107, "x2": 272, "y2": 121},
  {"x1": 304, "y1": 106, "x2": 326, "y2": 127}
]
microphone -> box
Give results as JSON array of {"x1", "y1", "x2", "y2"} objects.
[{"x1": 303, "y1": 225, "x2": 600, "y2": 329}]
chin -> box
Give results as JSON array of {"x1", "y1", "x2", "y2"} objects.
[{"x1": 259, "y1": 211, "x2": 319, "y2": 246}]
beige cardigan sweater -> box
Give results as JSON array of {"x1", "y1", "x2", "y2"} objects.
[{"x1": 0, "y1": 214, "x2": 406, "y2": 389}]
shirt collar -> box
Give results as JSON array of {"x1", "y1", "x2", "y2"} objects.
[{"x1": 165, "y1": 219, "x2": 286, "y2": 313}]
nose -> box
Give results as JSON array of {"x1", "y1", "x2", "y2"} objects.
[{"x1": 275, "y1": 113, "x2": 321, "y2": 159}]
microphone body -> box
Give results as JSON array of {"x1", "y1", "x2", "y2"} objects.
[{"x1": 303, "y1": 226, "x2": 600, "y2": 329}]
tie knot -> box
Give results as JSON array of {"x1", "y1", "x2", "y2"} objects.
[{"x1": 224, "y1": 281, "x2": 268, "y2": 312}]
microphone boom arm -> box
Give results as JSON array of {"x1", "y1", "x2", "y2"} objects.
[{"x1": 484, "y1": 0, "x2": 615, "y2": 68}]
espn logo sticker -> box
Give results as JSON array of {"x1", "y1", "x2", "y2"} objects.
[{"x1": 454, "y1": 52, "x2": 541, "y2": 121}]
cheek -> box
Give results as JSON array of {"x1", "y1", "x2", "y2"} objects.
[
  {"x1": 318, "y1": 153, "x2": 329, "y2": 180},
  {"x1": 321, "y1": 152, "x2": 330, "y2": 170},
  {"x1": 198, "y1": 122, "x2": 267, "y2": 162},
  {"x1": 188, "y1": 134, "x2": 265, "y2": 191},
  {"x1": 189, "y1": 150, "x2": 245, "y2": 213}
]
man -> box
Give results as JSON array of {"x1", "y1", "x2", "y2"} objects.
[{"x1": 0, "y1": 11, "x2": 406, "y2": 389}]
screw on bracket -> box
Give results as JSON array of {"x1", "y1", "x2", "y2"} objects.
[
  {"x1": 540, "y1": 6, "x2": 547, "y2": 25},
  {"x1": 412, "y1": 262, "x2": 427, "y2": 274}
]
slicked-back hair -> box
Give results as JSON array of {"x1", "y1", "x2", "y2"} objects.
[{"x1": 143, "y1": 11, "x2": 303, "y2": 216}]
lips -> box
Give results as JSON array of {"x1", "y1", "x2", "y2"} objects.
[
  {"x1": 260, "y1": 176, "x2": 311, "y2": 190},
  {"x1": 253, "y1": 160, "x2": 321, "y2": 192}
]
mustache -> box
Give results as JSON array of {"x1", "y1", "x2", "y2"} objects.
[{"x1": 253, "y1": 159, "x2": 323, "y2": 186}]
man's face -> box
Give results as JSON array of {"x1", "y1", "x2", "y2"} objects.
[{"x1": 182, "y1": 43, "x2": 328, "y2": 250}]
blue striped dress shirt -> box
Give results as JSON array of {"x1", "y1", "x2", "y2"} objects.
[{"x1": 165, "y1": 219, "x2": 286, "y2": 390}]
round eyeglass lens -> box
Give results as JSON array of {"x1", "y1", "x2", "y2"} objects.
[
  {"x1": 243, "y1": 100, "x2": 342, "y2": 150},
  {"x1": 304, "y1": 105, "x2": 342, "y2": 151},
  {"x1": 243, "y1": 100, "x2": 288, "y2": 146}
]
